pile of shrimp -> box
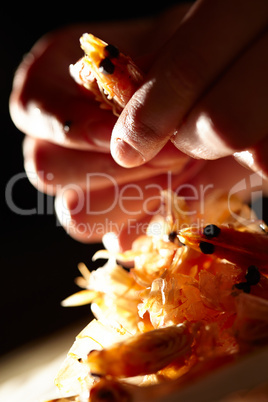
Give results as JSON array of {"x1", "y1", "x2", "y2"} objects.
[
  {"x1": 47, "y1": 191, "x2": 268, "y2": 402},
  {"x1": 46, "y1": 34, "x2": 268, "y2": 401}
]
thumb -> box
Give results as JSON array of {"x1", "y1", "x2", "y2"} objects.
[{"x1": 111, "y1": 0, "x2": 268, "y2": 167}]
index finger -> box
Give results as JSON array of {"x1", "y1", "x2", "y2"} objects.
[
  {"x1": 111, "y1": 0, "x2": 268, "y2": 167},
  {"x1": 9, "y1": 26, "x2": 116, "y2": 151}
]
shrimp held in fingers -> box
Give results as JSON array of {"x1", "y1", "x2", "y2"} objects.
[{"x1": 70, "y1": 34, "x2": 144, "y2": 115}]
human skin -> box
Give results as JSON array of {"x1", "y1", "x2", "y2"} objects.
[
  {"x1": 10, "y1": 2, "x2": 268, "y2": 250},
  {"x1": 111, "y1": 0, "x2": 268, "y2": 173}
]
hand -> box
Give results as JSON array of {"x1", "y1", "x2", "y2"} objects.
[
  {"x1": 9, "y1": 8, "x2": 192, "y2": 250},
  {"x1": 10, "y1": 5, "x2": 263, "y2": 251},
  {"x1": 111, "y1": 0, "x2": 268, "y2": 180}
]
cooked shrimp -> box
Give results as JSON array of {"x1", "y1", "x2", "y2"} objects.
[
  {"x1": 84, "y1": 324, "x2": 192, "y2": 378},
  {"x1": 89, "y1": 378, "x2": 135, "y2": 402},
  {"x1": 70, "y1": 33, "x2": 144, "y2": 115},
  {"x1": 178, "y1": 224, "x2": 268, "y2": 276}
]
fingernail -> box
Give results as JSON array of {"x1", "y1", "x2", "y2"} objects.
[{"x1": 111, "y1": 138, "x2": 145, "y2": 167}]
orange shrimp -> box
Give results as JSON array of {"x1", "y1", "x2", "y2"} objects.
[
  {"x1": 70, "y1": 33, "x2": 144, "y2": 115},
  {"x1": 89, "y1": 378, "x2": 134, "y2": 402},
  {"x1": 178, "y1": 224, "x2": 268, "y2": 277},
  {"x1": 83, "y1": 324, "x2": 192, "y2": 378}
]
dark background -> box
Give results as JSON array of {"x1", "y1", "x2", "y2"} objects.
[{"x1": 1, "y1": 2, "x2": 182, "y2": 355}]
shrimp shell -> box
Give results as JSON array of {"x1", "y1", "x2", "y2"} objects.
[
  {"x1": 85, "y1": 324, "x2": 192, "y2": 378},
  {"x1": 178, "y1": 225, "x2": 268, "y2": 275}
]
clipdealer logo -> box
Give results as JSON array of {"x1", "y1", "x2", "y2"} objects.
[
  {"x1": 5, "y1": 170, "x2": 214, "y2": 217},
  {"x1": 5, "y1": 169, "x2": 266, "y2": 238}
]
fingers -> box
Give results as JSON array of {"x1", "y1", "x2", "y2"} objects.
[
  {"x1": 10, "y1": 11, "x2": 190, "y2": 152},
  {"x1": 54, "y1": 185, "x2": 150, "y2": 247},
  {"x1": 54, "y1": 172, "x2": 178, "y2": 248},
  {"x1": 23, "y1": 135, "x2": 203, "y2": 250},
  {"x1": 111, "y1": 0, "x2": 268, "y2": 167},
  {"x1": 172, "y1": 27, "x2": 268, "y2": 159},
  {"x1": 10, "y1": 26, "x2": 116, "y2": 151},
  {"x1": 23, "y1": 136, "x2": 193, "y2": 195},
  {"x1": 54, "y1": 156, "x2": 267, "y2": 250}
]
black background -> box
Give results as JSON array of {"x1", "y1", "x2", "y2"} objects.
[{"x1": 1, "y1": 2, "x2": 181, "y2": 355}]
